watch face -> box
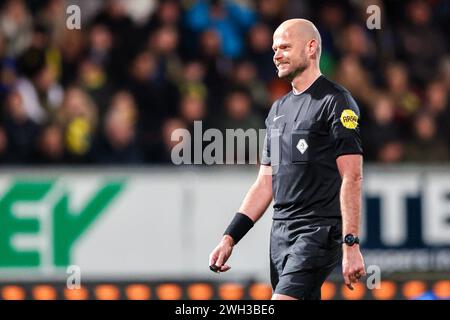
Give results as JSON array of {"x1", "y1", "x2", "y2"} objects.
[{"x1": 345, "y1": 234, "x2": 355, "y2": 245}]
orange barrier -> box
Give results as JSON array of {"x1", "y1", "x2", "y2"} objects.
[
  {"x1": 341, "y1": 282, "x2": 366, "y2": 300},
  {"x1": 2, "y1": 285, "x2": 26, "y2": 300},
  {"x1": 321, "y1": 281, "x2": 336, "y2": 300},
  {"x1": 156, "y1": 283, "x2": 182, "y2": 300},
  {"x1": 218, "y1": 283, "x2": 244, "y2": 300},
  {"x1": 187, "y1": 283, "x2": 214, "y2": 300},
  {"x1": 125, "y1": 284, "x2": 151, "y2": 300},
  {"x1": 0, "y1": 279, "x2": 448, "y2": 300},
  {"x1": 95, "y1": 284, "x2": 120, "y2": 300},
  {"x1": 402, "y1": 281, "x2": 426, "y2": 300},
  {"x1": 32, "y1": 285, "x2": 57, "y2": 300},
  {"x1": 248, "y1": 283, "x2": 272, "y2": 300},
  {"x1": 64, "y1": 286, "x2": 89, "y2": 300},
  {"x1": 372, "y1": 281, "x2": 397, "y2": 300}
]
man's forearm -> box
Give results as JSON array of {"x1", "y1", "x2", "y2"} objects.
[
  {"x1": 221, "y1": 180, "x2": 272, "y2": 247},
  {"x1": 336, "y1": 155, "x2": 366, "y2": 287},
  {"x1": 220, "y1": 166, "x2": 272, "y2": 247},
  {"x1": 238, "y1": 180, "x2": 273, "y2": 223},
  {"x1": 340, "y1": 175, "x2": 362, "y2": 236}
]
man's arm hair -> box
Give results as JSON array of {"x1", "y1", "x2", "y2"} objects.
[
  {"x1": 220, "y1": 165, "x2": 272, "y2": 247},
  {"x1": 238, "y1": 165, "x2": 273, "y2": 223},
  {"x1": 336, "y1": 154, "x2": 363, "y2": 236}
]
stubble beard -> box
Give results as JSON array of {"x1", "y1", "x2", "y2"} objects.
[{"x1": 278, "y1": 54, "x2": 309, "y2": 81}]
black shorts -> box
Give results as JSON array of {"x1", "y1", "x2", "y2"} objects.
[{"x1": 270, "y1": 217, "x2": 342, "y2": 300}]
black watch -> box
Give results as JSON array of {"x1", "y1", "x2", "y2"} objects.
[{"x1": 343, "y1": 234, "x2": 360, "y2": 246}]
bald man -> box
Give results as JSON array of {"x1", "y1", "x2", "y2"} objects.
[{"x1": 209, "y1": 19, "x2": 366, "y2": 300}]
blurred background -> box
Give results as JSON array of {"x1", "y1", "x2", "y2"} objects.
[{"x1": 0, "y1": 0, "x2": 449, "y2": 300}]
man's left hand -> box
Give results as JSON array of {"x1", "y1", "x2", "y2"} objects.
[{"x1": 342, "y1": 246, "x2": 366, "y2": 290}]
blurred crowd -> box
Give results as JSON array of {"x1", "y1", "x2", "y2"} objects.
[{"x1": 0, "y1": 0, "x2": 448, "y2": 165}]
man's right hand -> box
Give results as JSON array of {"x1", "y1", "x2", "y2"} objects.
[{"x1": 208, "y1": 235, "x2": 235, "y2": 273}]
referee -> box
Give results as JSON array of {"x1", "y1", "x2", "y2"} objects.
[{"x1": 209, "y1": 18, "x2": 366, "y2": 300}]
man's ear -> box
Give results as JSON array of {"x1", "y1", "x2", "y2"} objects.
[
  {"x1": 309, "y1": 39, "x2": 319, "y2": 57},
  {"x1": 307, "y1": 39, "x2": 320, "y2": 59}
]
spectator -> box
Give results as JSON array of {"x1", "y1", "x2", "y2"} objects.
[
  {"x1": 221, "y1": 87, "x2": 263, "y2": 131},
  {"x1": 108, "y1": 90, "x2": 138, "y2": 126},
  {"x1": 149, "y1": 24, "x2": 183, "y2": 84},
  {"x1": 87, "y1": 23, "x2": 114, "y2": 72},
  {"x1": 35, "y1": 0, "x2": 66, "y2": 47},
  {"x1": 377, "y1": 140, "x2": 405, "y2": 164},
  {"x1": 229, "y1": 59, "x2": 269, "y2": 116},
  {"x1": 338, "y1": 23, "x2": 378, "y2": 77},
  {"x1": 316, "y1": 1, "x2": 345, "y2": 62},
  {"x1": 16, "y1": 47, "x2": 64, "y2": 125},
  {"x1": 179, "y1": 93, "x2": 207, "y2": 126},
  {"x1": 397, "y1": 0, "x2": 447, "y2": 86},
  {"x1": 93, "y1": 0, "x2": 145, "y2": 83},
  {"x1": 59, "y1": 28, "x2": 85, "y2": 87},
  {"x1": 177, "y1": 58, "x2": 208, "y2": 102},
  {"x1": 333, "y1": 55, "x2": 378, "y2": 108},
  {"x1": 92, "y1": 0, "x2": 135, "y2": 40},
  {"x1": 0, "y1": 0, "x2": 33, "y2": 56},
  {"x1": 424, "y1": 80, "x2": 450, "y2": 137},
  {"x1": 1, "y1": 90, "x2": 40, "y2": 163},
  {"x1": 78, "y1": 59, "x2": 114, "y2": 118},
  {"x1": 0, "y1": 58, "x2": 18, "y2": 104},
  {"x1": 150, "y1": 117, "x2": 188, "y2": 164},
  {"x1": 198, "y1": 28, "x2": 231, "y2": 95},
  {"x1": 384, "y1": 62, "x2": 421, "y2": 119},
  {"x1": 362, "y1": 95, "x2": 404, "y2": 162},
  {"x1": 256, "y1": 0, "x2": 285, "y2": 30},
  {"x1": 56, "y1": 86, "x2": 98, "y2": 163},
  {"x1": 35, "y1": 123, "x2": 65, "y2": 164},
  {"x1": 126, "y1": 49, "x2": 178, "y2": 153},
  {"x1": 404, "y1": 112, "x2": 449, "y2": 162},
  {"x1": 93, "y1": 98, "x2": 142, "y2": 164},
  {"x1": 355, "y1": 0, "x2": 397, "y2": 77},
  {"x1": 246, "y1": 23, "x2": 276, "y2": 82},
  {"x1": 145, "y1": 0, "x2": 182, "y2": 32},
  {"x1": 185, "y1": 0, "x2": 256, "y2": 58},
  {"x1": 220, "y1": 88, "x2": 263, "y2": 164}
]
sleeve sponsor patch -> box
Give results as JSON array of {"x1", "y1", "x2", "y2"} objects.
[{"x1": 340, "y1": 109, "x2": 359, "y2": 129}]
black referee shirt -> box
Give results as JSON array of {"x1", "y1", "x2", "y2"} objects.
[{"x1": 261, "y1": 75, "x2": 363, "y2": 220}]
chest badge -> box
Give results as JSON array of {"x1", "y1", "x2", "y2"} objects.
[{"x1": 296, "y1": 139, "x2": 308, "y2": 154}]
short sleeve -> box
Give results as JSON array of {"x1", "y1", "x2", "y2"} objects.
[
  {"x1": 261, "y1": 117, "x2": 271, "y2": 165},
  {"x1": 328, "y1": 92, "x2": 363, "y2": 158}
]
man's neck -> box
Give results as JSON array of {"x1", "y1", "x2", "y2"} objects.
[{"x1": 291, "y1": 67, "x2": 322, "y2": 95}]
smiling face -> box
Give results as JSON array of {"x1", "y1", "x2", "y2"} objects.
[
  {"x1": 272, "y1": 19, "x2": 321, "y2": 81},
  {"x1": 272, "y1": 30, "x2": 308, "y2": 80}
]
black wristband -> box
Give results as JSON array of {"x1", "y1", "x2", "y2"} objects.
[{"x1": 224, "y1": 212, "x2": 254, "y2": 245}]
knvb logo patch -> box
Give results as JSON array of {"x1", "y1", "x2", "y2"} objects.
[
  {"x1": 0, "y1": 180, "x2": 124, "y2": 268},
  {"x1": 296, "y1": 139, "x2": 308, "y2": 154}
]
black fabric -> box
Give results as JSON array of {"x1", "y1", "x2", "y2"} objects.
[
  {"x1": 261, "y1": 75, "x2": 363, "y2": 220},
  {"x1": 270, "y1": 217, "x2": 342, "y2": 300},
  {"x1": 224, "y1": 212, "x2": 254, "y2": 245}
]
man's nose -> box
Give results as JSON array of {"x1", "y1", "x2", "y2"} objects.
[{"x1": 273, "y1": 50, "x2": 282, "y2": 61}]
